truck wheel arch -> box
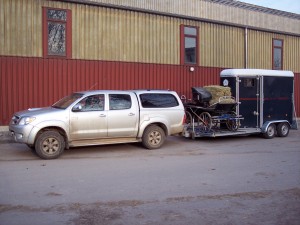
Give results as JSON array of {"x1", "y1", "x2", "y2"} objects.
[
  {"x1": 35, "y1": 127, "x2": 69, "y2": 149},
  {"x1": 142, "y1": 123, "x2": 168, "y2": 136},
  {"x1": 34, "y1": 130, "x2": 66, "y2": 159},
  {"x1": 142, "y1": 124, "x2": 167, "y2": 149}
]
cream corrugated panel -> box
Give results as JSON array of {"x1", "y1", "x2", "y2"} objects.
[
  {"x1": 200, "y1": 23, "x2": 244, "y2": 68},
  {"x1": 71, "y1": 3, "x2": 181, "y2": 64},
  {"x1": 247, "y1": 30, "x2": 271, "y2": 69},
  {"x1": 284, "y1": 36, "x2": 300, "y2": 72},
  {"x1": 88, "y1": 0, "x2": 300, "y2": 34},
  {"x1": 247, "y1": 30, "x2": 300, "y2": 72},
  {"x1": 0, "y1": 1, "x2": 4, "y2": 54},
  {"x1": 0, "y1": 0, "x2": 43, "y2": 56}
]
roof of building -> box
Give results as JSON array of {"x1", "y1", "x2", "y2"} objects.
[
  {"x1": 207, "y1": 0, "x2": 300, "y2": 20},
  {"x1": 65, "y1": 0, "x2": 300, "y2": 36}
]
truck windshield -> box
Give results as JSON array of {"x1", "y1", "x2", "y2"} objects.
[{"x1": 52, "y1": 93, "x2": 84, "y2": 109}]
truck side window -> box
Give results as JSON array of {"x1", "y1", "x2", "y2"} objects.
[
  {"x1": 76, "y1": 94, "x2": 105, "y2": 111},
  {"x1": 109, "y1": 94, "x2": 132, "y2": 110},
  {"x1": 140, "y1": 94, "x2": 179, "y2": 108}
]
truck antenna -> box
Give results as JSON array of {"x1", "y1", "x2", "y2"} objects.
[{"x1": 88, "y1": 82, "x2": 98, "y2": 90}]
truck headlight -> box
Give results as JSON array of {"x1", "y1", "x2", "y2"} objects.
[{"x1": 19, "y1": 117, "x2": 36, "y2": 125}]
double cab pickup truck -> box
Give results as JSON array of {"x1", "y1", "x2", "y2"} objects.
[{"x1": 9, "y1": 90, "x2": 185, "y2": 159}]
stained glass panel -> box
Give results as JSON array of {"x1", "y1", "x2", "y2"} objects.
[
  {"x1": 48, "y1": 22, "x2": 66, "y2": 55},
  {"x1": 47, "y1": 9, "x2": 67, "y2": 21}
]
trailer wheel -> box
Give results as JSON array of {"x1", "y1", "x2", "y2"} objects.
[
  {"x1": 263, "y1": 124, "x2": 276, "y2": 139},
  {"x1": 35, "y1": 130, "x2": 65, "y2": 159},
  {"x1": 185, "y1": 111, "x2": 193, "y2": 125},
  {"x1": 277, "y1": 123, "x2": 290, "y2": 137},
  {"x1": 199, "y1": 112, "x2": 212, "y2": 131},
  {"x1": 226, "y1": 112, "x2": 239, "y2": 131},
  {"x1": 142, "y1": 125, "x2": 165, "y2": 150}
]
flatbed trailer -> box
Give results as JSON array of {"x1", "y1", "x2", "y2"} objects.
[
  {"x1": 183, "y1": 127, "x2": 261, "y2": 138},
  {"x1": 182, "y1": 69, "x2": 298, "y2": 139}
]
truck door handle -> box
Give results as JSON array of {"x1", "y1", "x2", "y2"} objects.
[
  {"x1": 99, "y1": 114, "x2": 106, "y2": 117},
  {"x1": 128, "y1": 113, "x2": 135, "y2": 116}
]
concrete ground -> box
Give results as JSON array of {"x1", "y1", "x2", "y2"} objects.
[{"x1": 0, "y1": 128, "x2": 299, "y2": 225}]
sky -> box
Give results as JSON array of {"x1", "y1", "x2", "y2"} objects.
[{"x1": 239, "y1": 0, "x2": 300, "y2": 14}]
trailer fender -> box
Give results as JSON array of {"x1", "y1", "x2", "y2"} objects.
[{"x1": 261, "y1": 120, "x2": 291, "y2": 133}]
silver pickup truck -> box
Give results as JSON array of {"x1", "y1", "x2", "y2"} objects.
[{"x1": 9, "y1": 90, "x2": 185, "y2": 159}]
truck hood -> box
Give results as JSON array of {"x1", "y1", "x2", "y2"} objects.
[{"x1": 15, "y1": 107, "x2": 64, "y2": 117}]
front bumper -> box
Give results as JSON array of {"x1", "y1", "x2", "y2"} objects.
[{"x1": 9, "y1": 124, "x2": 35, "y2": 144}]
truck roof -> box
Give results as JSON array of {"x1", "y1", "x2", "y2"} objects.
[
  {"x1": 75, "y1": 89, "x2": 176, "y2": 95},
  {"x1": 221, "y1": 69, "x2": 294, "y2": 77}
]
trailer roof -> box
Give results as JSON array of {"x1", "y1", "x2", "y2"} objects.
[{"x1": 220, "y1": 69, "x2": 294, "y2": 77}]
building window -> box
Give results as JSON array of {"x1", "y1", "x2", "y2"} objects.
[
  {"x1": 180, "y1": 25, "x2": 198, "y2": 65},
  {"x1": 272, "y1": 39, "x2": 283, "y2": 70},
  {"x1": 43, "y1": 7, "x2": 72, "y2": 58}
]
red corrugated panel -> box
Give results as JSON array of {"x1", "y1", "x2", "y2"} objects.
[{"x1": 2, "y1": 56, "x2": 298, "y2": 125}]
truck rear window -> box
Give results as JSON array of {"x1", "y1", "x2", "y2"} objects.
[
  {"x1": 109, "y1": 94, "x2": 132, "y2": 110},
  {"x1": 140, "y1": 93, "x2": 179, "y2": 108}
]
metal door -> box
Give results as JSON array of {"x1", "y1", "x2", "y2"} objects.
[
  {"x1": 107, "y1": 94, "x2": 139, "y2": 137},
  {"x1": 69, "y1": 94, "x2": 107, "y2": 140},
  {"x1": 238, "y1": 76, "x2": 261, "y2": 128}
]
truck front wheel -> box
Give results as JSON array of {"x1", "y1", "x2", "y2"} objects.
[
  {"x1": 35, "y1": 130, "x2": 65, "y2": 159},
  {"x1": 142, "y1": 125, "x2": 166, "y2": 150}
]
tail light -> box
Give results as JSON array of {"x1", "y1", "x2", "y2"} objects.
[{"x1": 182, "y1": 113, "x2": 186, "y2": 124}]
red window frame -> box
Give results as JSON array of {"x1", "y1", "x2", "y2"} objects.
[
  {"x1": 42, "y1": 7, "x2": 72, "y2": 58},
  {"x1": 272, "y1": 38, "x2": 283, "y2": 70},
  {"x1": 180, "y1": 24, "x2": 199, "y2": 65}
]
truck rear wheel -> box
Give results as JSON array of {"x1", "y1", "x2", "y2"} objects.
[
  {"x1": 35, "y1": 130, "x2": 65, "y2": 159},
  {"x1": 263, "y1": 124, "x2": 276, "y2": 139},
  {"x1": 277, "y1": 123, "x2": 290, "y2": 137},
  {"x1": 142, "y1": 125, "x2": 165, "y2": 149}
]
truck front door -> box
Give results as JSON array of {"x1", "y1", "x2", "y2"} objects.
[
  {"x1": 69, "y1": 94, "x2": 107, "y2": 140},
  {"x1": 238, "y1": 76, "x2": 261, "y2": 128}
]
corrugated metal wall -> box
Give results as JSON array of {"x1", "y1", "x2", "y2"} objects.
[
  {"x1": 1, "y1": 0, "x2": 299, "y2": 72},
  {"x1": 0, "y1": 56, "x2": 221, "y2": 125},
  {"x1": 1, "y1": 0, "x2": 300, "y2": 125},
  {"x1": 247, "y1": 30, "x2": 300, "y2": 72},
  {"x1": 89, "y1": 0, "x2": 300, "y2": 34},
  {"x1": 200, "y1": 23, "x2": 245, "y2": 68},
  {"x1": 0, "y1": 0, "x2": 43, "y2": 57},
  {"x1": 295, "y1": 73, "x2": 300, "y2": 118},
  {"x1": 0, "y1": 0, "x2": 244, "y2": 68},
  {"x1": 72, "y1": 6, "x2": 180, "y2": 64}
]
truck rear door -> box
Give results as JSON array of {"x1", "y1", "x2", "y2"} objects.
[{"x1": 107, "y1": 93, "x2": 139, "y2": 137}]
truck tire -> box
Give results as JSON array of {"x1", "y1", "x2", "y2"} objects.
[
  {"x1": 142, "y1": 125, "x2": 165, "y2": 150},
  {"x1": 35, "y1": 130, "x2": 65, "y2": 159},
  {"x1": 263, "y1": 124, "x2": 276, "y2": 139},
  {"x1": 277, "y1": 122, "x2": 290, "y2": 137}
]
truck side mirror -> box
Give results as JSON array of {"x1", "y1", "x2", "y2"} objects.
[{"x1": 72, "y1": 104, "x2": 82, "y2": 112}]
